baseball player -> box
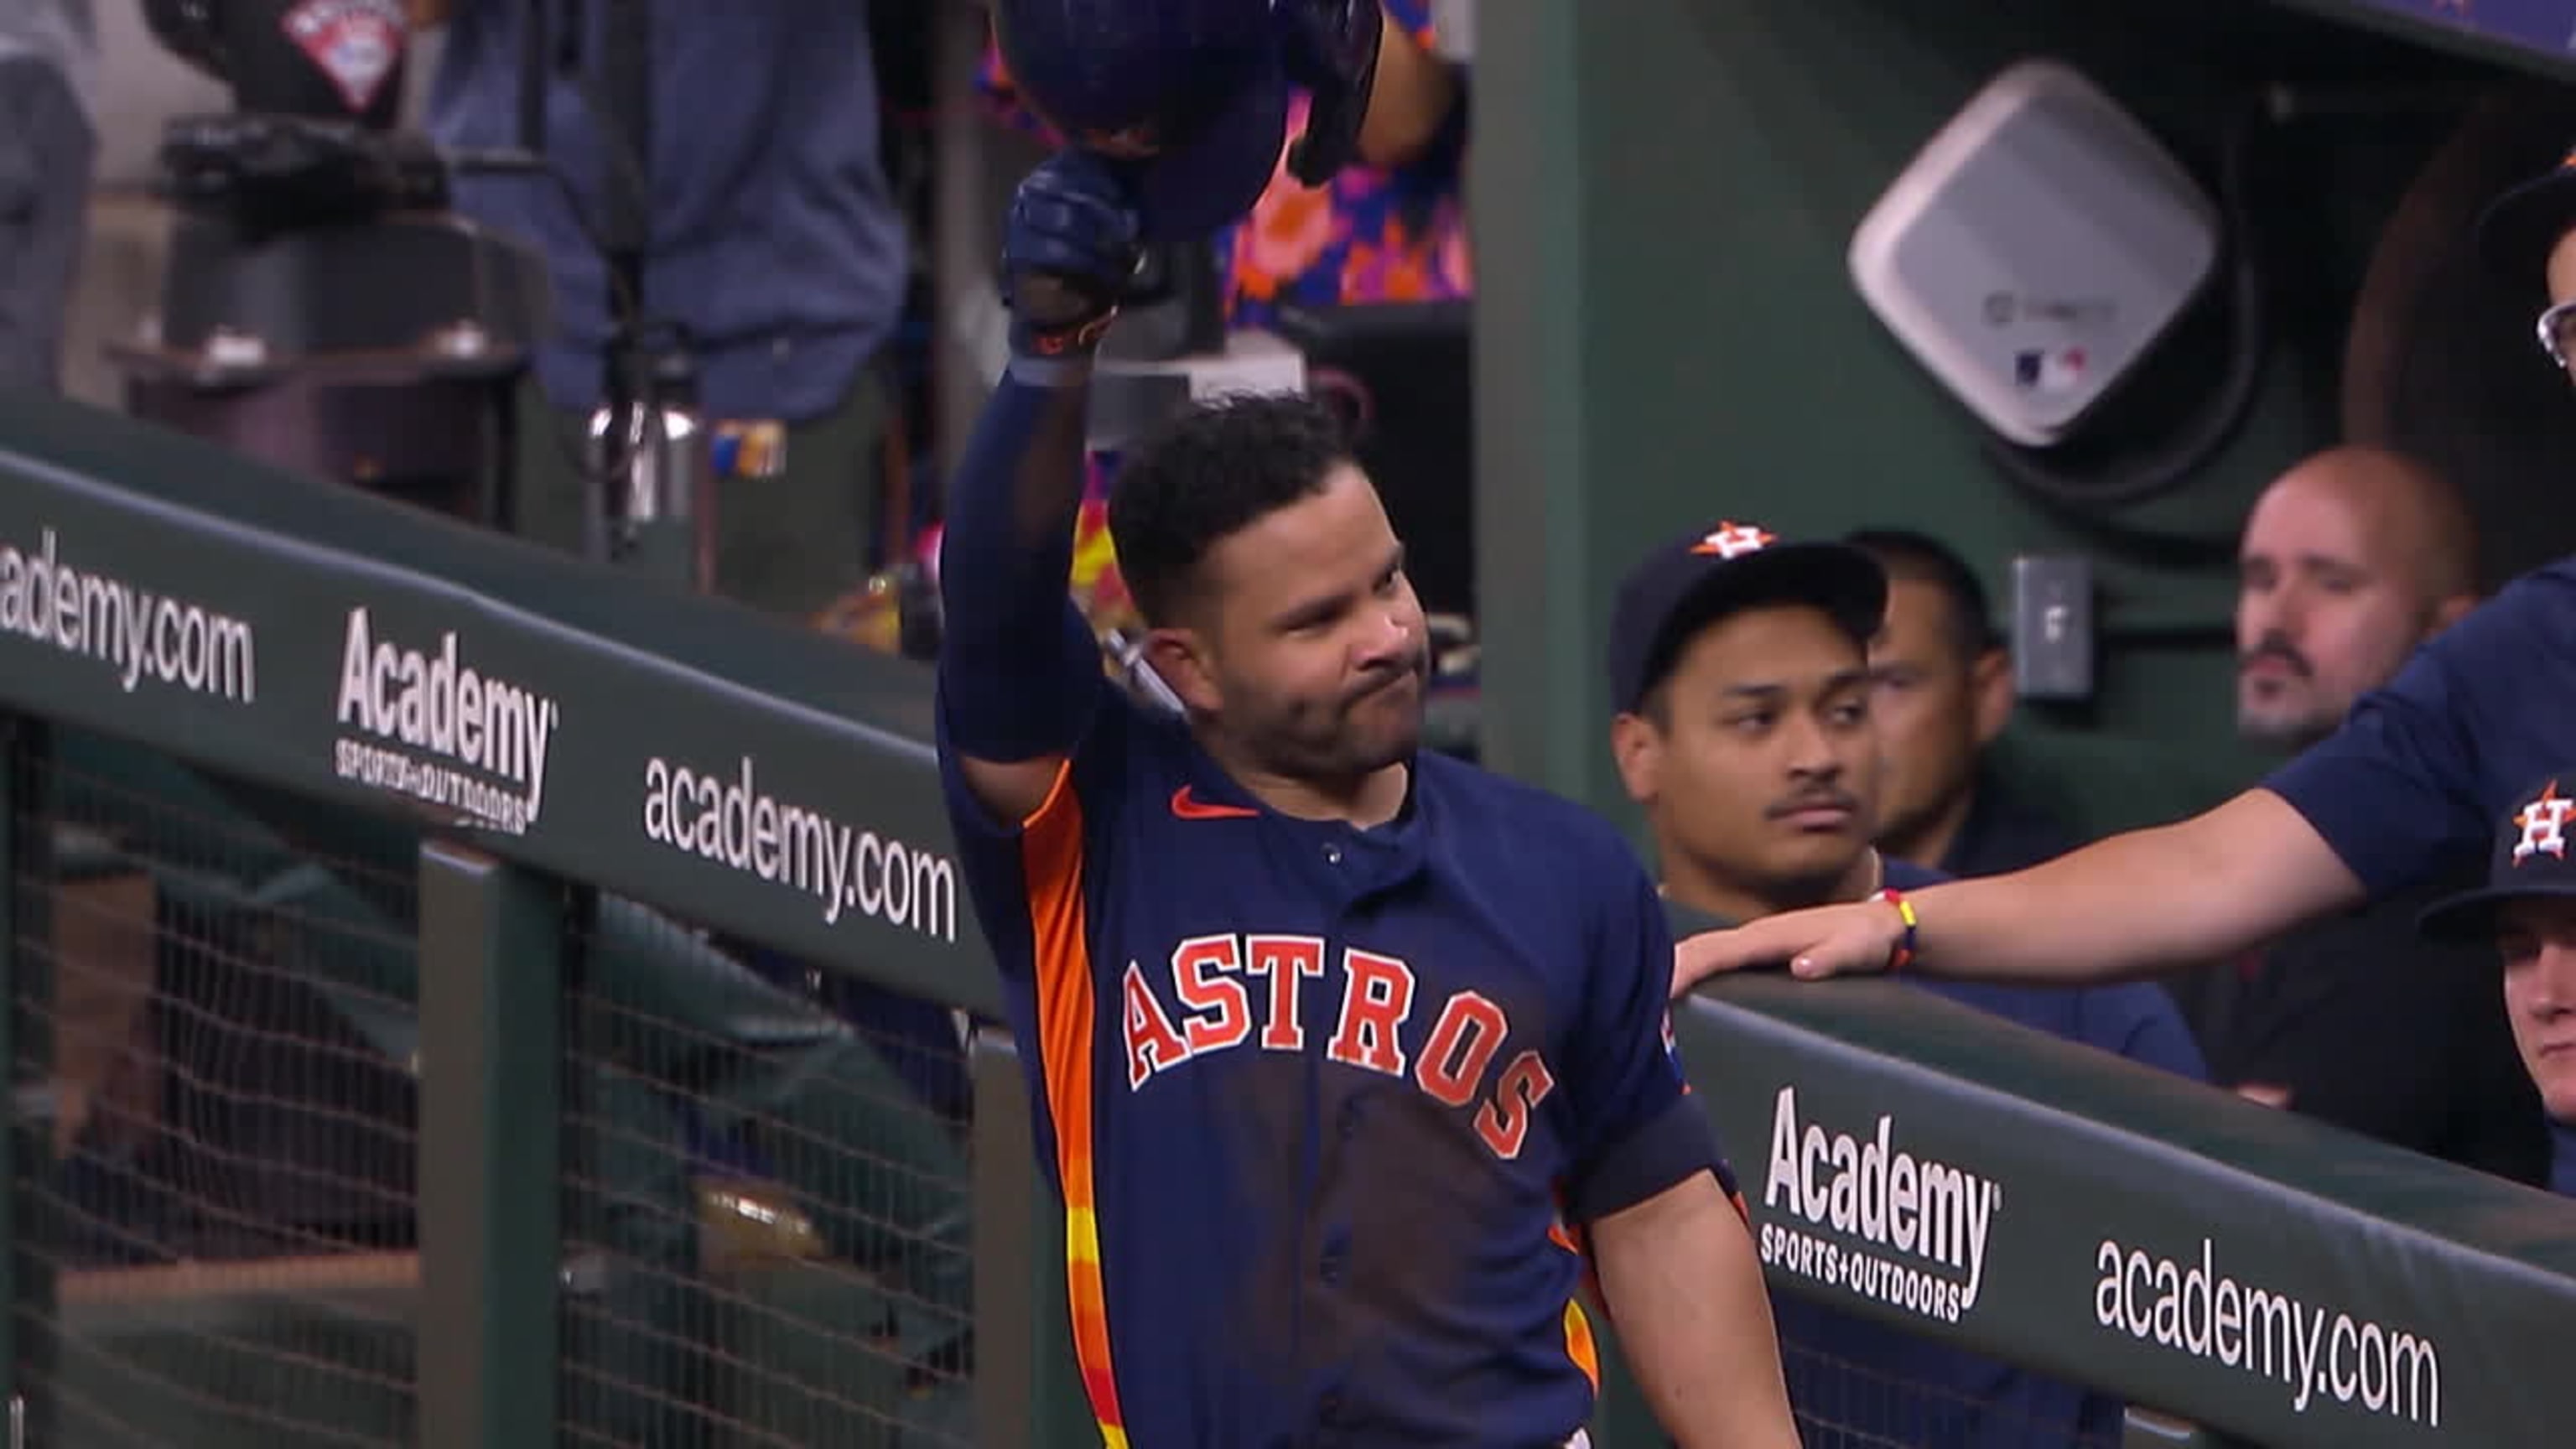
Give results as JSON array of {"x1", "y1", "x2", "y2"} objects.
[
  {"x1": 2414, "y1": 768, "x2": 2576, "y2": 1196},
  {"x1": 1670, "y1": 150, "x2": 2576, "y2": 1003},
  {"x1": 934, "y1": 150, "x2": 1800, "y2": 1446}
]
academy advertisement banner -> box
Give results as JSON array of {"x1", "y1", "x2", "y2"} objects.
[
  {"x1": 1673, "y1": 972, "x2": 2573, "y2": 1448},
  {"x1": 0, "y1": 439, "x2": 994, "y2": 1017}
]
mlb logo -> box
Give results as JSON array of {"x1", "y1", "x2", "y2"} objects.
[
  {"x1": 280, "y1": 0, "x2": 405, "y2": 116},
  {"x1": 2011, "y1": 347, "x2": 2086, "y2": 394}
]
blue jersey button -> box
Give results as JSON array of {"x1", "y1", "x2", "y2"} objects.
[
  {"x1": 1322, "y1": 842, "x2": 1344, "y2": 865},
  {"x1": 1318, "y1": 1227, "x2": 1351, "y2": 1285}
]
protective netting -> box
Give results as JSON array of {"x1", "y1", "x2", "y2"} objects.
[
  {"x1": 7, "y1": 725, "x2": 979, "y2": 1448},
  {"x1": 558, "y1": 901, "x2": 976, "y2": 1447},
  {"x1": 12, "y1": 730, "x2": 420, "y2": 1447},
  {"x1": 1775, "y1": 1333, "x2": 2137, "y2": 1447}
]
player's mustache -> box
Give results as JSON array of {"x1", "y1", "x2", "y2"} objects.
[
  {"x1": 1766, "y1": 786, "x2": 1860, "y2": 820},
  {"x1": 1344, "y1": 648, "x2": 1431, "y2": 705},
  {"x1": 2240, "y1": 633, "x2": 2310, "y2": 678}
]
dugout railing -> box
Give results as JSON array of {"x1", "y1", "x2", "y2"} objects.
[{"x1": 3, "y1": 389, "x2": 2576, "y2": 1446}]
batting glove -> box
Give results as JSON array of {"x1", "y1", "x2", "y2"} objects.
[{"x1": 1000, "y1": 151, "x2": 1145, "y2": 361}]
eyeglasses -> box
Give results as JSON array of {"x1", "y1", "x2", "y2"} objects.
[{"x1": 2538, "y1": 299, "x2": 2576, "y2": 371}]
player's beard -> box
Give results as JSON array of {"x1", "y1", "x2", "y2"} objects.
[{"x1": 1247, "y1": 649, "x2": 1431, "y2": 785}]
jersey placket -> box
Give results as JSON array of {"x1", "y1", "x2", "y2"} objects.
[{"x1": 1271, "y1": 812, "x2": 1425, "y2": 1438}]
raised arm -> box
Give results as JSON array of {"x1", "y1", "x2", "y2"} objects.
[{"x1": 937, "y1": 153, "x2": 1143, "y2": 827}]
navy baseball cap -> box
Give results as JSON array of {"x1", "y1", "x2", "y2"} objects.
[
  {"x1": 2475, "y1": 143, "x2": 2576, "y2": 287},
  {"x1": 2417, "y1": 773, "x2": 2576, "y2": 943},
  {"x1": 990, "y1": 0, "x2": 1289, "y2": 243},
  {"x1": 1607, "y1": 521, "x2": 1890, "y2": 714}
]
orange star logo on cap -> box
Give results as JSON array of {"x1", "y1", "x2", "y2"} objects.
[{"x1": 1691, "y1": 522, "x2": 1776, "y2": 560}]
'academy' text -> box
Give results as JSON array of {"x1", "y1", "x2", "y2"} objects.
[
  {"x1": 1756, "y1": 1085, "x2": 2000, "y2": 1325},
  {"x1": 0, "y1": 528, "x2": 257, "y2": 704},
  {"x1": 641, "y1": 754, "x2": 956, "y2": 941},
  {"x1": 334, "y1": 607, "x2": 557, "y2": 834},
  {"x1": 2096, "y1": 1236, "x2": 2439, "y2": 1428}
]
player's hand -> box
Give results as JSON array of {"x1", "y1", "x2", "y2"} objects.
[
  {"x1": 1275, "y1": 0, "x2": 1386, "y2": 185},
  {"x1": 1670, "y1": 901, "x2": 1902, "y2": 999},
  {"x1": 1000, "y1": 151, "x2": 1145, "y2": 360}
]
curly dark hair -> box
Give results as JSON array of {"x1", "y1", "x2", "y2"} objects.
[{"x1": 1106, "y1": 390, "x2": 1357, "y2": 626}]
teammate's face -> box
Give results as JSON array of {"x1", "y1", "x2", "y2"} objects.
[
  {"x1": 2235, "y1": 470, "x2": 2435, "y2": 749},
  {"x1": 1615, "y1": 605, "x2": 1881, "y2": 911},
  {"x1": 2495, "y1": 896, "x2": 2576, "y2": 1122},
  {"x1": 1867, "y1": 579, "x2": 2005, "y2": 857},
  {"x1": 1189, "y1": 463, "x2": 1429, "y2": 780}
]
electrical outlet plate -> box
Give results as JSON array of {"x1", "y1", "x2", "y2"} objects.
[{"x1": 2010, "y1": 553, "x2": 2096, "y2": 701}]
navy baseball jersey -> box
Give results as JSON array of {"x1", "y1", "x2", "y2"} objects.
[
  {"x1": 937, "y1": 630, "x2": 1722, "y2": 1447},
  {"x1": 2265, "y1": 556, "x2": 2576, "y2": 896}
]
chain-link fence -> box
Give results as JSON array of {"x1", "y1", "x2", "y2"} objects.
[
  {"x1": 7, "y1": 726, "x2": 980, "y2": 1448},
  {"x1": 13, "y1": 731, "x2": 421, "y2": 1447},
  {"x1": 1776, "y1": 1334, "x2": 2137, "y2": 1447},
  {"x1": 558, "y1": 903, "x2": 976, "y2": 1448}
]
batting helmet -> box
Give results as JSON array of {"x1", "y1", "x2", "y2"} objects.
[{"x1": 989, "y1": 0, "x2": 1290, "y2": 243}]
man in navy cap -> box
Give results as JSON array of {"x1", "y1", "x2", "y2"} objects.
[
  {"x1": 1606, "y1": 518, "x2": 2205, "y2": 1448},
  {"x1": 2418, "y1": 771, "x2": 2576, "y2": 1197},
  {"x1": 1668, "y1": 158, "x2": 2576, "y2": 1015}
]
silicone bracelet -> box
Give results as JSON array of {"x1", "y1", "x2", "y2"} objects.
[{"x1": 1871, "y1": 886, "x2": 1919, "y2": 975}]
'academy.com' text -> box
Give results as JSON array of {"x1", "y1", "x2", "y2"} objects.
[{"x1": 641, "y1": 752, "x2": 956, "y2": 942}]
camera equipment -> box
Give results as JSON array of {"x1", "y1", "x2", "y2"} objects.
[
  {"x1": 122, "y1": 0, "x2": 553, "y2": 527},
  {"x1": 128, "y1": 0, "x2": 704, "y2": 588}
]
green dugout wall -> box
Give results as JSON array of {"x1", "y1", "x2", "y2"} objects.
[{"x1": 1469, "y1": 0, "x2": 2576, "y2": 839}]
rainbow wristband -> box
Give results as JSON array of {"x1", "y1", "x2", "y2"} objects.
[{"x1": 1871, "y1": 887, "x2": 1919, "y2": 974}]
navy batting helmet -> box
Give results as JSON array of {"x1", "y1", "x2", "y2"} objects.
[{"x1": 990, "y1": 0, "x2": 1290, "y2": 243}]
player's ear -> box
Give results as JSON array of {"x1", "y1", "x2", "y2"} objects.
[
  {"x1": 1970, "y1": 644, "x2": 2014, "y2": 748},
  {"x1": 1610, "y1": 710, "x2": 1664, "y2": 807},
  {"x1": 1142, "y1": 626, "x2": 1223, "y2": 715}
]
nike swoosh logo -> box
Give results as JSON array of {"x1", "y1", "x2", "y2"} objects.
[{"x1": 1171, "y1": 786, "x2": 1259, "y2": 821}]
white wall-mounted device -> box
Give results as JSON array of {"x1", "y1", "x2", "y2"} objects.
[{"x1": 1848, "y1": 59, "x2": 2221, "y2": 448}]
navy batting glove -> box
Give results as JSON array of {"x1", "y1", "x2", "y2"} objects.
[
  {"x1": 1276, "y1": 0, "x2": 1385, "y2": 187},
  {"x1": 1000, "y1": 151, "x2": 1145, "y2": 361}
]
